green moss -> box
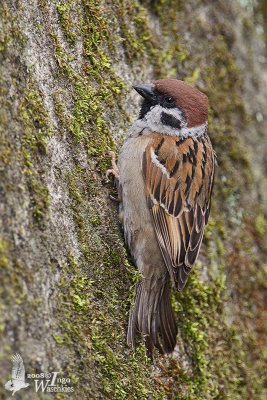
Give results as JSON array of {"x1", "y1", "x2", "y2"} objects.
[
  {"x1": 50, "y1": 2, "x2": 125, "y2": 169},
  {"x1": 0, "y1": 238, "x2": 25, "y2": 309},
  {"x1": 0, "y1": 1, "x2": 51, "y2": 306},
  {"x1": 56, "y1": 250, "x2": 165, "y2": 399},
  {"x1": 255, "y1": 214, "x2": 267, "y2": 237},
  {"x1": 18, "y1": 79, "x2": 52, "y2": 224},
  {"x1": 0, "y1": 239, "x2": 10, "y2": 269},
  {"x1": 56, "y1": 1, "x2": 77, "y2": 44},
  {"x1": 48, "y1": 0, "x2": 265, "y2": 398},
  {"x1": 27, "y1": 177, "x2": 50, "y2": 223},
  {"x1": 52, "y1": 91, "x2": 68, "y2": 127}
]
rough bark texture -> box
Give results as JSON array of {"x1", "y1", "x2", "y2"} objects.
[{"x1": 0, "y1": 0, "x2": 266, "y2": 399}]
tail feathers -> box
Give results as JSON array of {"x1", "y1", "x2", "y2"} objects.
[
  {"x1": 127, "y1": 277, "x2": 177, "y2": 355},
  {"x1": 176, "y1": 263, "x2": 192, "y2": 291}
]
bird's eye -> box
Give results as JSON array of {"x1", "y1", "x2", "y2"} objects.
[{"x1": 163, "y1": 96, "x2": 175, "y2": 107}]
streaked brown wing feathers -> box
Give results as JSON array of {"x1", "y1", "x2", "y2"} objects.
[{"x1": 143, "y1": 133, "x2": 214, "y2": 291}]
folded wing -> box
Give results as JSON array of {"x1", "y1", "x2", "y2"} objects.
[{"x1": 143, "y1": 133, "x2": 215, "y2": 291}]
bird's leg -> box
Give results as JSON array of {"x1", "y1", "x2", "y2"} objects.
[
  {"x1": 106, "y1": 151, "x2": 119, "y2": 180},
  {"x1": 106, "y1": 151, "x2": 121, "y2": 202}
]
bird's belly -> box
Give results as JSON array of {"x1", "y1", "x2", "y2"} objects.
[{"x1": 118, "y1": 135, "x2": 165, "y2": 274}]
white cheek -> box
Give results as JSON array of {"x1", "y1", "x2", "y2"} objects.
[
  {"x1": 144, "y1": 105, "x2": 185, "y2": 136},
  {"x1": 126, "y1": 105, "x2": 207, "y2": 138}
]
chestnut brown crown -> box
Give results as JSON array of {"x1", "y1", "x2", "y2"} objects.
[{"x1": 154, "y1": 79, "x2": 208, "y2": 128}]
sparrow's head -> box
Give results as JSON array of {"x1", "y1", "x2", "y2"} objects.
[{"x1": 133, "y1": 79, "x2": 208, "y2": 137}]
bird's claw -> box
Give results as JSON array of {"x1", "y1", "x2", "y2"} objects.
[
  {"x1": 106, "y1": 151, "x2": 119, "y2": 180},
  {"x1": 109, "y1": 194, "x2": 121, "y2": 202}
]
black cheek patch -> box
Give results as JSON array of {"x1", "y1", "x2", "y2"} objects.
[{"x1": 161, "y1": 111, "x2": 181, "y2": 129}]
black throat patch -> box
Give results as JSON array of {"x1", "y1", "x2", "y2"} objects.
[{"x1": 161, "y1": 111, "x2": 181, "y2": 129}]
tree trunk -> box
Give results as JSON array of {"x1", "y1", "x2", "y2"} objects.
[{"x1": 0, "y1": 0, "x2": 266, "y2": 398}]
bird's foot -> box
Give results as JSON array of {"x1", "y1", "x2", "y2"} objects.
[
  {"x1": 109, "y1": 194, "x2": 121, "y2": 202},
  {"x1": 106, "y1": 151, "x2": 121, "y2": 202},
  {"x1": 106, "y1": 151, "x2": 119, "y2": 180}
]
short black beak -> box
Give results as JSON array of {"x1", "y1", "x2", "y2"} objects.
[{"x1": 133, "y1": 84, "x2": 155, "y2": 101}]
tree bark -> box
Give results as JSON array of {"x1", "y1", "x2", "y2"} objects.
[{"x1": 0, "y1": 0, "x2": 266, "y2": 398}]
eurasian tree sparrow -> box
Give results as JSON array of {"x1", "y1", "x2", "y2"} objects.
[{"x1": 107, "y1": 79, "x2": 215, "y2": 355}]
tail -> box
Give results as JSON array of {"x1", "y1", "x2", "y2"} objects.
[{"x1": 127, "y1": 276, "x2": 177, "y2": 356}]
